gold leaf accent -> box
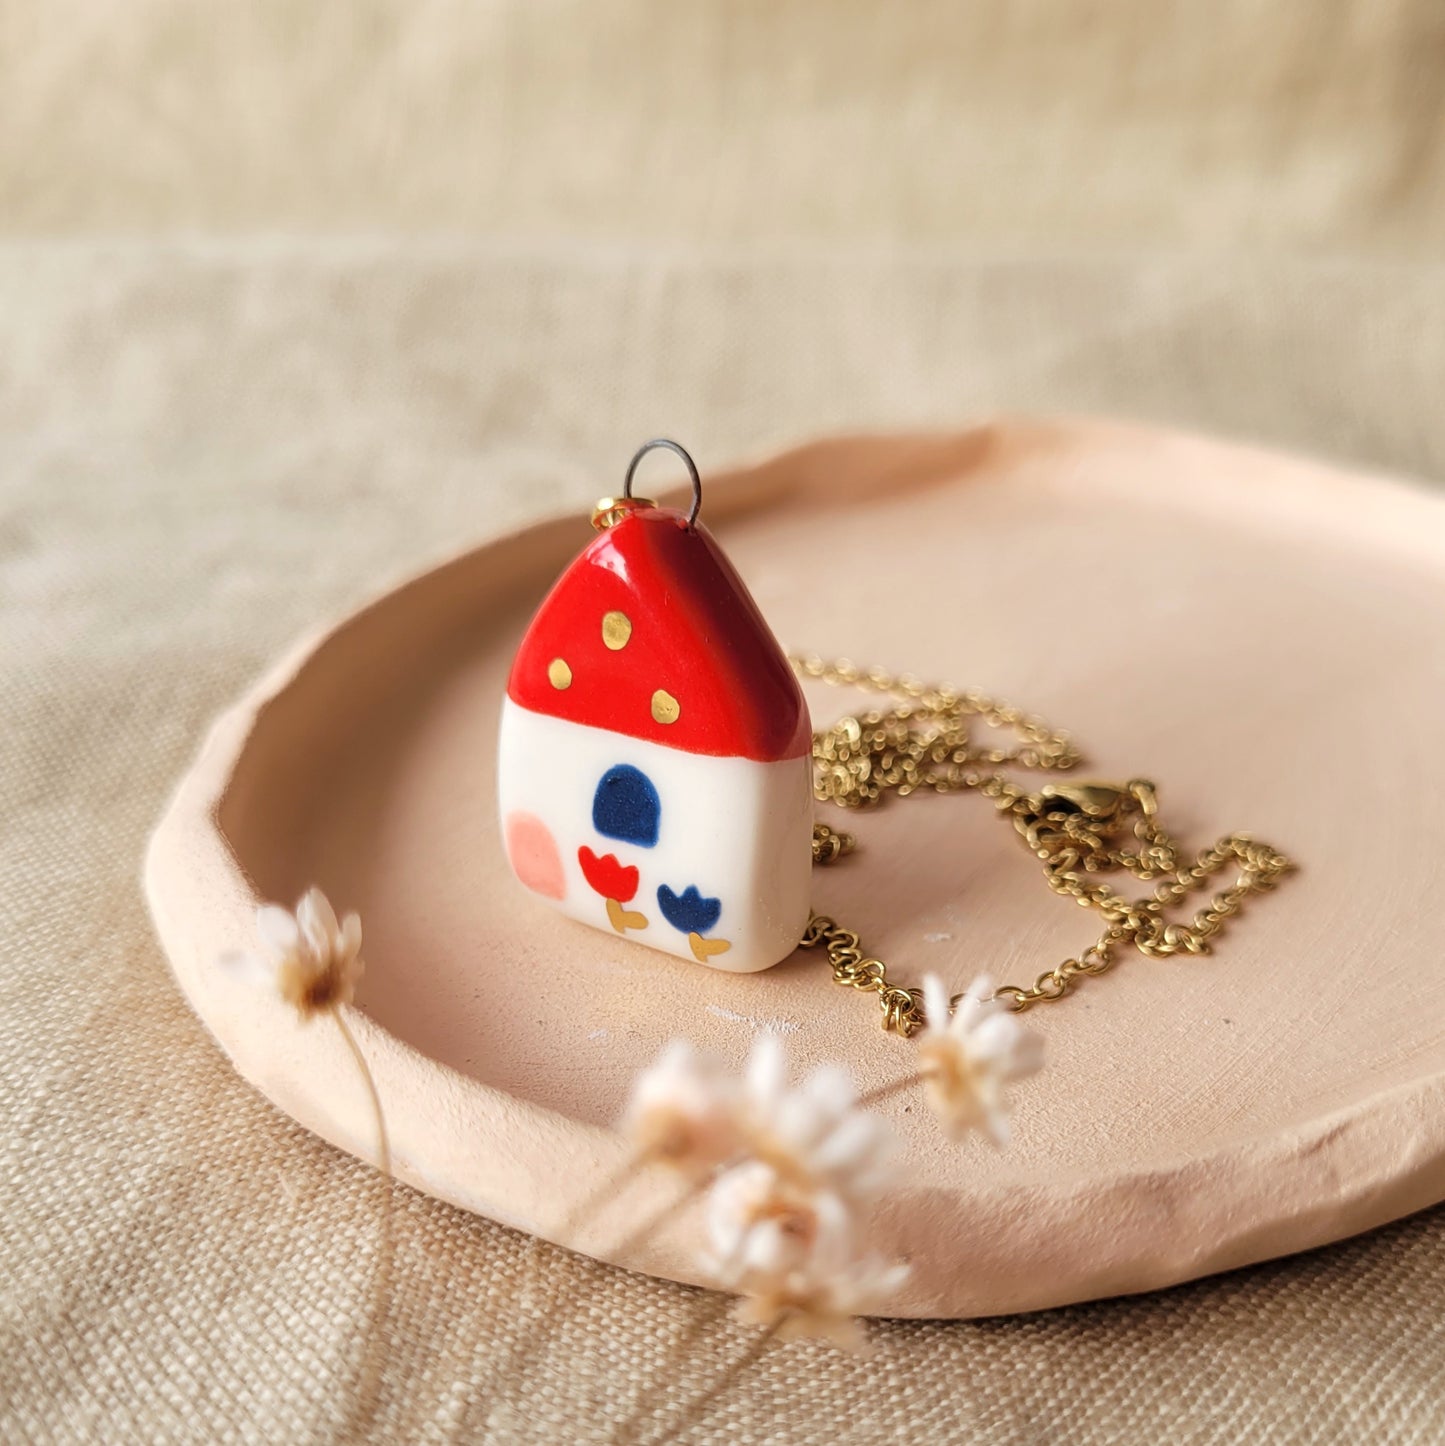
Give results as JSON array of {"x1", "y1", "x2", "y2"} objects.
[
  {"x1": 606, "y1": 897, "x2": 648, "y2": 933},
  {"x1": 651, "y1": 688, "x2": 680, "y2": 724},
  {"x1": 602, "y1": 610, "x2": 633, "y2": 650}
]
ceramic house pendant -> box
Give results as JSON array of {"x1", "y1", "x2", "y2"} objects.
[{"x1": 498, "y1": 441, "x2": 814, "y2": 973}]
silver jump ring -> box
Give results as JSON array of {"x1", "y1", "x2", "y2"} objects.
[{"x1": 624, "y1": 438, "x2": 702, "y2": 528}]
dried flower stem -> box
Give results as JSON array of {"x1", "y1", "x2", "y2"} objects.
[
  {"x1": 334, "y1": 1011, "x2": 393, "y2": 1435},
  {"x1": 635, "y1": 1317, "x2": 783, "y2": 1446},
  {"x1": 496, "y1": 1175, "x2": 709, "y2": 1412},
  {"x1": 555, "y1": 1155, "x2": 639, "y2": 1244},
  {"x1": 855, "y1": 1073, "x2": 921, "y2": 1110},
  {"x1": 609, "y1": 1291, "x2": 730, "y2": 1446},
  {"x1": 608, "y1": 1176, "x2": 708, "y2": 1265}
]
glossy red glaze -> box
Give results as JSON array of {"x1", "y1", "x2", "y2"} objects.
[{"x1": 507, "y1": 505, "x2": 810, "y2": 761}]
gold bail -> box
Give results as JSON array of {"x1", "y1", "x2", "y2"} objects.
[{"x1": 591, "y1": 495, "x2": 656, "y2": 530}]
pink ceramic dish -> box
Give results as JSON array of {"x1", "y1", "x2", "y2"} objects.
[{"x1": 146, "y1": 419, "x2": 1445, "y2": 1318}]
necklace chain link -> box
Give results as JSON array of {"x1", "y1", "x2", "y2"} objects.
[{"x1": 791, "y1": 655, "x2": 1294, "y2": 1038}]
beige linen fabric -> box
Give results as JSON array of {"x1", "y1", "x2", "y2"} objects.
[
  {"x1": 4, "y1": 5, "x2": 1445, "y2": 1443},
  {"x1": 4, "y1": 0, "x2": 1445, "y2": 254}
]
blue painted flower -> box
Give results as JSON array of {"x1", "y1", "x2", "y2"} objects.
[
  {"x1": 657, "y1": 884, "x2": 722, "y2": 936},
  {"x1": 592, "y1": 765, "x2": 660, "y2": 847}
]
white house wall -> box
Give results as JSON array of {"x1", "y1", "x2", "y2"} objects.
[{"x1": 497, "y1": 699, "x2": 814, "y2": 973}]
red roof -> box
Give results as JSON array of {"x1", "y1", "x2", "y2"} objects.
[{"x1": 508, "y1": 504, "x2": 811, "y2": 761}]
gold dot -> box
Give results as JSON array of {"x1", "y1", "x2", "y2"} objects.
[
  {"x1": 651, "y1": 688, "x2": 680, "y2": 724},
  {"x1": 548, "y1": 657, "x2": 572, "y2": 689},
  {"x1": 601, "y1": 610, "x2": 633, "y2": 650}
]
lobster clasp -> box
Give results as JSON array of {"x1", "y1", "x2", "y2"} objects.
[
  {"x1": 1034, "y1": 781, "x2": 1130, "y2": 820},
  {"x1": 1024, "y1": 779, "x2": 1158, "y2": 824}
]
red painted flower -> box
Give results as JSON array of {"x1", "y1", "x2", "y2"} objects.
[{"x1": 578, "y1": 846, "x2": 639, "y2": 903}]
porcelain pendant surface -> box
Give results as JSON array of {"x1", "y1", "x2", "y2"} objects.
[{"x1": 497, "y1": 500, "x2": 813, "y2": 972}]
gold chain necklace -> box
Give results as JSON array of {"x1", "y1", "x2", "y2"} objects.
[{"x1": 792, "y1": 655, "x2": 1294, "y2": 1038}]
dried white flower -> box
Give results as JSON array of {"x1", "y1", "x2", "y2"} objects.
[
  {"x1": 692, "y1": 1036, "x2": 909, "y2": 1352},
  {"x1": 740, "y1": 1034, "x2": 899, "y2": 1204},
  {"x1": 703, "y1": 1159, "x2": 855, "y2": 1282},
  {"x1": 221, "y1": 886, "x2": 391, "y2": 1419},
  {"x1": 916, "y1": 973, "x2": 1043, "y2": 1145},
  {"x1": 719, "y1": 1244, "x2": 910, "y2": 1351},
  {"x1": 221, "y1": 887, "x2": 364, "y2": 1020},
  {"x1": 620, "y1": 1040, "x2": 745, "y2": 1178},
  {"x1": 619, "y1": 1034, "x2": 909, "y2": 1353}
]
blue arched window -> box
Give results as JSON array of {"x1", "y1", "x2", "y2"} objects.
[{"x1": 592, "y1": 764, "x2": 661, "y2": 847}]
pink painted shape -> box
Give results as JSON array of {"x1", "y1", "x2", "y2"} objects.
[{"x1": 504, "y1": 812, "x2": 566, "y2": 899}]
